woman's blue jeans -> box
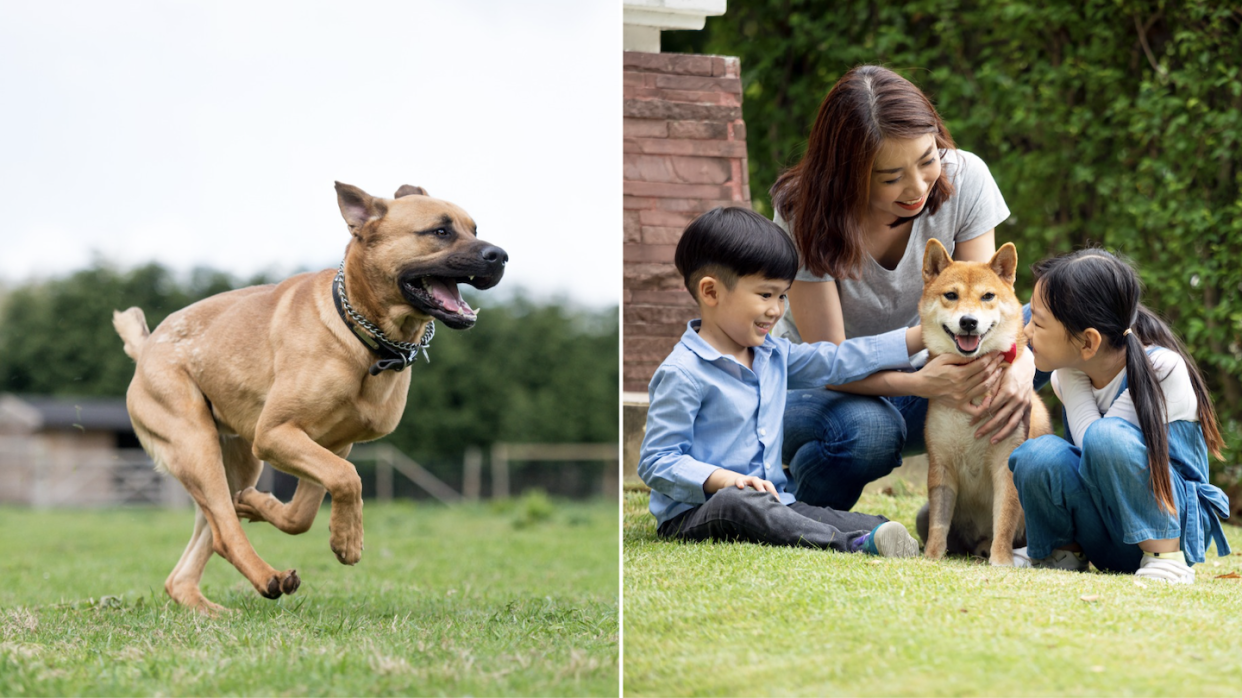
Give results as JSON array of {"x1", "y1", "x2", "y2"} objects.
[
  {"x1": 1009, "y1": 418, "x2": 1227, "y2": 571},
  {"x1": 782, "y1": 390, "x2": 926, "y2": 510},
  {"x1": 782, "y1": 305, "x2": 1049, "y2": 511}
]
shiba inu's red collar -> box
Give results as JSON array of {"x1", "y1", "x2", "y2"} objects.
[{"x1": 1002, "y1": 343, "x2": 1018, "y2": 364}]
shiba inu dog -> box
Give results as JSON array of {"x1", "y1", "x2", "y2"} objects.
[{"x1": 918, "y1": 239, "x2": 1051, "y2": 565}]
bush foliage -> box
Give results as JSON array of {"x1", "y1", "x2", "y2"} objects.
[
  {"x1": 0, "y1": 263, "x2": 618, "y2": 464},
  {"x1": 667, "y1": 0, "x2": 1242, "y2": 481}
]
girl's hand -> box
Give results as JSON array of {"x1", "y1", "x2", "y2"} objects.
[
  {"x1": 971, "y1": 350, "x2": 1037, "y2": 443},
  {"x1": 915, "y1": 352, "x2": 1003, "y2": 405}
]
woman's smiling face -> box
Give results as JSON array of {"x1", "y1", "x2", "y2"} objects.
[{"x1": 869, "y1": 133, "x2": 941, "y2": 222}]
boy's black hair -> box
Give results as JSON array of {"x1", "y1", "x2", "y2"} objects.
[
  {"x1": 1032, "y1": 248, "x2": 1224, "y2": 516},
  {"x1": 674, "y1": 207, "x2": 799, "y2": 301}
]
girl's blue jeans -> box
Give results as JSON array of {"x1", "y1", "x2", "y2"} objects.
[
  {"x1": 782, "y1": 305, "x2": 1048, "y2": 511},
  {"x1": 1010, "y1": 418, "x2": 1227, "y2": 570}
]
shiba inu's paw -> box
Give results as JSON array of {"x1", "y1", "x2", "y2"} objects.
[{"x1": 1011, "y1": 547, "x2": 1089, "y2": 571}]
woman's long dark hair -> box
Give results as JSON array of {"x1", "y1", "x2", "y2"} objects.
[
  {"x1": 770, "y1": 65, "x2": 956, "y2": 280},
  {"x1": 1033, "y1": 249, "x2": 1224, "y2": 515}
]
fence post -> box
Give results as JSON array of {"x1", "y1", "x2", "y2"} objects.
[
  {"x1": 376, "y1": 446, "x2": 393, "y2": 503},
  {"x1": 491, "y1": 443, "x2": 509, "y2": 499},
  {"x1": 463, "y1": 446, "x2": 482, "y2": 501}
]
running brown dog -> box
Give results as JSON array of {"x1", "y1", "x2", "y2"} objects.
[{"x1": 113, "y1": 182, "x2": 506, "y2": 614}]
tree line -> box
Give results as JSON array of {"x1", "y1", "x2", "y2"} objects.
[{"x1": 0, "y1": 263, "x2": 619, "y2": 469}]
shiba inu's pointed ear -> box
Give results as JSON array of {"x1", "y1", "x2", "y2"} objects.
[
  {"x1": 989, "y1": 243, "x2": 1018, "y2": 286},
  {"x1": 335, "y1": 182, "x2": 388, "y2": 232},
  {"x1": 394, "y1": 185, "x2": 428, "y2": 198},
  {"x1": 922, "y1": 239, "x2": 953, "y2": 284}
]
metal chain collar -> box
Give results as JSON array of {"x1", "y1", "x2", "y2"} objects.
[{"x1": 335, "y1": 261, "x2": 435, "y2": 364}]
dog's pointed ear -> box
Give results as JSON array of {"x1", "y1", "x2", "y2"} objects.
[
  {"x1": 394, "y1": 185, "x2": 428, "y2": 198},
  {"x1": 922, "y1": 239, "x2": 953, "y2": 284},
  {"x1": 335, "y1": 182, "x2": 388, "y2": 231},
  {"x1": 989, "y1": 243, "x2": 1018, "y2": 286}
]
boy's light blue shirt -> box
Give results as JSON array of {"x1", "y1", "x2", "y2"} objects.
[{"x1": 639, "y1": 320, "x2": 914, "y2": 527}]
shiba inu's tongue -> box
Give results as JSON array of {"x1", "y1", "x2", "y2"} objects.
[
  {"x1": 425, "y1": 278, "x2": 475, "y2": 317},
  {"x1": 955, "y1": 334, "x2": 981, "y2": 352}
]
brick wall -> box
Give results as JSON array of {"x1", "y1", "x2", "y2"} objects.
[{"x1": 622, "y1": 51, "x2": 751, "y2": 393}]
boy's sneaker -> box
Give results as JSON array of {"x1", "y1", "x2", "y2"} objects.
[
  {"x1": 1135, "y1": 551, "x2": 1194, "y2": 584},
  {"x1": 1011, "y1": 547, "x2": 1089, "y2": 571},
  {"x1": 852, "y1": 522, "x2": 919, "y2": 558}
]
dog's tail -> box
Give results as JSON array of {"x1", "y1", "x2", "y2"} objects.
[{"x1": 113, "y1": 307, "x2": 150, "y2": 361}]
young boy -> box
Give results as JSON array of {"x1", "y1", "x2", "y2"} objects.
[{"x1": 638, "y1": 207, "x2": 924, "y2": 556}]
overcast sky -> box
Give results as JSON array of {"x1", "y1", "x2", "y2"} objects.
[{"x1": 0, "y1": 1, "x2": 620, "y2": 308}]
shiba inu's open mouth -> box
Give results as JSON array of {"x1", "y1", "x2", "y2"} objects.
[{"x1": 942, "y1": 324, "x2": 988, "y2": 355}]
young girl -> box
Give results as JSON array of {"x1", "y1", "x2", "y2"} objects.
[{"x1": 1010, "y1": 248, "x2": 1230, "y2": 583}]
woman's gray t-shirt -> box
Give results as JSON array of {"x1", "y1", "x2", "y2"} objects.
[{"x1": 773, "y1": 148, "x2": 1010, "y2": 342}]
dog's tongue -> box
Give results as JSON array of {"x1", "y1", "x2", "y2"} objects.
[
  {"x1": 426, "y1": 278, "x2": 475, "y2": 317},
  {"x1": 956, "y1": 334, "x2": 981, "y2": 352}
]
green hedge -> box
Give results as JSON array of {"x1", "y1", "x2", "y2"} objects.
[{"x1": 667, "y1": 0, "x2": 1242, "y2": 482}]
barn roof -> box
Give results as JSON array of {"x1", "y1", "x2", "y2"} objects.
[{"x1": 0, "y1": 394, "x2": 134, "y2": 433}]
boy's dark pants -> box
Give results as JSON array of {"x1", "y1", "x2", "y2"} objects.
[{"x1": 656, "y1": 486, "x2": 888, "y2": 552}]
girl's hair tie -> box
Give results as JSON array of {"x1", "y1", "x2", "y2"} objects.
[{"x1": 1123, "y1": 328, "x2": 1134, "y2": 337}]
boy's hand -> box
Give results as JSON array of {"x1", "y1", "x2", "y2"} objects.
[
  {"x1": 704, "y1": 469, "x2": 780, "y2": 499},
  {"x1": 731, "y1": 475, "x2": 779, "y2": 498}
]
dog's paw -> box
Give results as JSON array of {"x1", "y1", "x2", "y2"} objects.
[
  {"x1": 280, "y1": 569, "x2": 300, "y2": 595},
  {"x1": 260, "y1": 576, "x2": 282, "y2": 599},
  {"x1": 168, "y1": 582, "x2": 231, "y2": 615},
  {"x1": 233, "y1": 487, "x2": 270, "y2": 523},
  {"x1": 330, "y1": 534, "x2": 363, "y2": 565},
  {"x1": 258, "y1": 570, "x2": 301, "y2": 599},
  {"x1": 328, "y1": 511, "x2": 364, "y2": 565}
]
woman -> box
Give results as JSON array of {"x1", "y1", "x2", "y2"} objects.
[{"x1": 770, "y1": 65, "x2": 1042, "y2": 510}]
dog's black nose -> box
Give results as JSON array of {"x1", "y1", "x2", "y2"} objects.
[
  {"x1": 959, "y1": 316, "x2": 977, "y2": 333},
  {"x1": 480, "y1": 245, "x2": 507, "y2": 268}
]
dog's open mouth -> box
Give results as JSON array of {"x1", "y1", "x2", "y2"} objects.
[
  {"x1": 943, "y1": 325, "x2": 987, "y2": 355},
  {"x1": 402, "y1": 276, "x2": 478, "y2": 330}
]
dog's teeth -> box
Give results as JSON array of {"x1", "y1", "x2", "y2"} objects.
[{"x1": 469, "y1": 276, "x2": 474, "y2": 281}]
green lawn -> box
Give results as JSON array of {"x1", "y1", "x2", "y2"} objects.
[
  {"x1": 0, "y1": 497, "x2": 618, "y2": 697},
  {"x1": 624, "y1": 485, "x2": 1242, "y2": 697}
]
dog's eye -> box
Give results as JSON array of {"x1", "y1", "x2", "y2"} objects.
[
  {"x1": 435, "y1": 228, "x2": 450, "y2": 237},
  {"x1": 982, "y1": 292, "x2": 996, "y2": 301},
  {"x1": 944, "y1": 292, "x2": 958, "y2": 301}
]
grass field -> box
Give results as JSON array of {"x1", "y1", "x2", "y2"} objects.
[
  {"x1": 0, "y1": 496, "x2": 618, "y2": 697},
  {"x1": 624, "y1": 480, "x2": 1242, "y2": 697}
]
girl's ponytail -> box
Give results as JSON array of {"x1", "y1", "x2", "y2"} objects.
[
  {"x1": 1132, "y1": 304, "x2": 1225, "y2": 461},
  {"x1": 1123, "y1": 316, "x2": 1174, "y2": 515}
]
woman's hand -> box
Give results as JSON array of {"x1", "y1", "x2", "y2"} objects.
[
  {"x1": 971, "y1": 350, "x2": 1037, "y2": 443},
  {"x1": 914, "y1": 352, "x2": 1003, "y2": 405}
]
